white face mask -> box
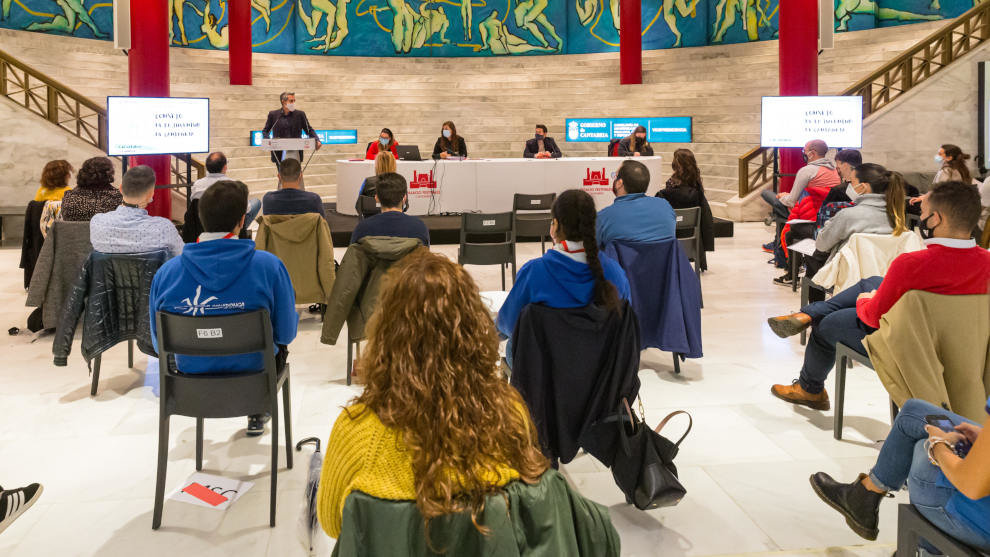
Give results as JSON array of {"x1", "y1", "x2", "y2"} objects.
[
  {"x1": 442, "y1": 129, "x2": 452, "y2": 139},
  {"x1": 934, "y1": 154, "x2": 944, "y2": 165},
  {"x1": 845, "y1": 183, "x2": 861, "y2": 202},
  {"x1": 285, "y1": 102, "x2": 296, "y2": 112}
]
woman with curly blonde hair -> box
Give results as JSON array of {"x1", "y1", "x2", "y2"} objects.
[{"x1": 316, "y1": 249, "x2": 619, "y2": 551}]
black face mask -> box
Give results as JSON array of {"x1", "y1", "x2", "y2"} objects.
[
  {"x1": 919, "y1": 213, "x2": 937, "y2": 240},
  {"x1": 535, "y1": 134, "x2": 544, "y2": 140},
  {"x1": 612, "y1": 179, "x2": 620, "y2": 196},
  {"x1": 802, "y1": 153, "x2": 809, "y2": 164}
]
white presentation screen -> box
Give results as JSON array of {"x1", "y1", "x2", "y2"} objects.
[
  {"x1": 107, "y1": 96, "x2": 210, "y2": 156},
  {"x1": 760, "y1": 96, "x2": 863, "y2": 148}
]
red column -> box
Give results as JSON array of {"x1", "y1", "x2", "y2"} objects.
[
  {"x1": 777, "y1": 0, "x2": 818, "y2": 193},
  {"x1": 229, "y1": 0, "x2": 252, "y2": 85},
  {"x1": 619, "y1": 0, "x2": 641, "y2": 84},
  {"x1": 128, "y1": 0, "x2": 171, "y2": 218}
]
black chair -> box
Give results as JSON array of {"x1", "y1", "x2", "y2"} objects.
[
  {"x1": 458, "y1": 212, "x2": 516, "y2": 290},
  {"x1": 91, "y1": 340, "x2": 135, "y2": 396},
  {"x1": 897, "y1": 504, "x2": 989, "y2": 557},
  {"x1": 907, "y1": 213, "x2": 921, "y2": 231},
  {"x1": 356, "y1": 195, "x2": 381, "y2": 220},
  {"x1": 674, "y1": 207, "x2": 703, "y2": 307},
  {"x1": 833, "y1": 342, "x2": 898, "y2": 441},
  {"x1": 152, "y1": 309, "x2": 292, "y2": 529},
  {"x1": 512, "y1": 193, "x2": 555, "y2": 254}
]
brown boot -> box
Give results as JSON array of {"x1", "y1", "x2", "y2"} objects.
[
  {"x1": 771, "y1": 380, "x2": 830, "y2": 410},
  {"x1": 767, "y1": 312, "x2": 812, "y2": 338}
]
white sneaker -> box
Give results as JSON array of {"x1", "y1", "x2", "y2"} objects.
[{"x1": 0, "y1": 483, "x2": 43, "y2": 534}]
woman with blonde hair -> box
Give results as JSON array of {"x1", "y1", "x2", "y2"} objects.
[
  {"x1": 356, "y1": 151, "x2": 397, "y2": 218},
  {"x1": 317, "y1": 249, "x2": 618, "y2": 552},
  {"x1": 374, "y1": 150, "x2": 396, "y2": 175}
]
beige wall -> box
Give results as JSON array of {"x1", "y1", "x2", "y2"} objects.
[{"x1": 860, "y1": 41, "x2": 990, "y2": 177}]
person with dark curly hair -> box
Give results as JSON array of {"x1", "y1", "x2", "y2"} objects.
[
  {"x1": 59, "y1": 156, "x2": 122, "y2": 222},
  {"x1": 33, "y1": 160, "x2": 73, "y2": 202}
]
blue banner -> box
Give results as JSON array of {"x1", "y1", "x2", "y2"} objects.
[
  {"x1": 251, "y1": 129, "x2": 358, "y2": 146},
  {"x1": 565, "y1": 117, "x2": 692, "y2": 143}
]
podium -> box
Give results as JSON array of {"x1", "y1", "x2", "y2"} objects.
[{"x1": 260, "y1": 138, "x2": 317, "y2": 186}]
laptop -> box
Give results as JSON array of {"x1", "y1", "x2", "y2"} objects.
[{"x1": 396, "y1": 145, "x2": 422, "y2": 161}]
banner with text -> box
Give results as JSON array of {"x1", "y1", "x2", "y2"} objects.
[
  {"x1": 565, "y1": 117, "x2": 692, "y2": 143},
  {"x1": 251, "y1": 129, "x2": 358, "y2": 146}
]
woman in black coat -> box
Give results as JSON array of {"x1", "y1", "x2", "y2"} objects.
[{"x1": 655, "y1": 148, "x2": 714, "y2": 270}]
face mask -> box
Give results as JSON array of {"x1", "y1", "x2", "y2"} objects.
[
  {"x1": 845, "y1": 184, "x2": 860, "y2": 202},
  {"x1": 919, "y1": 213, "x2": 937, "y2": 240},
  {"x1": 802, "y1": 153, "x2": 810, "y2": 164},
  {"x1": 442, "y1": 129, "x2": 452, "y2": 139},
  {"x1": 535, "y1": 133, "x2": 544, "y2": 140},
  {"x1": 636, "y1": 135, "x2": 646, "y2": 142},
  {"x1": 285, "y1": 102, "x2": 296, "y2": 112},
  {"x1": 612, "y1": 179, "x2": 620, "y2": 197},
  {"x1": 934, "y1": 155, "x2": 944, "y2": 165},
  {"x1": 379, "y1": 137, "x2": 389, "y2": 146}
]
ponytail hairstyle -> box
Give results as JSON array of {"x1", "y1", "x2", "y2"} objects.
[
  {"x1": 551, "y1": 189, "x2": 620, "y2": 312},
  {"x1": 941, "y1": 144, "x2": 972, "y2": 184},
  {"x1": 854, "y1": 163, "x2": 907, "y2": 235},
  {"x1": 671, "y1": 148, "x2": 703, "y2": 191}
]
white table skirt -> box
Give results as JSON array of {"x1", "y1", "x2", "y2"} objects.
[{"x1": 335, "y1": 156, "x2": 665, "y2": 216}]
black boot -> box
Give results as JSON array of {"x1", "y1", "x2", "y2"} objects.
[{"x1": 809, "y1": 472, "x2": 884, "y2": 540}]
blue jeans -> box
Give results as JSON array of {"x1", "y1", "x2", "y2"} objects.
[
  {"x1": 797, "y1": 276, "x2": 883, "y2": 394},
  {"x1": 869, "y1": 399, "x2": 990, "y2": 551},
  {"x1": 761, "y1": 189, "x2": 791, "y2": 223},
  {"x1": 246, "y1": 198, "x2": 262, "y2": 225}
]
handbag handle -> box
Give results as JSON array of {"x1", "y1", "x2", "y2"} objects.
[{"x1": 655, "y1": 410, "x2": 693, "y2": 447}]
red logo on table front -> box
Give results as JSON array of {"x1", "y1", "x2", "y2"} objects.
[
  {"x1": 410, "y1": 170, "x2": 437, "y2": 189},
  {"x1": 583, "y1": 168, "x2": 610, "y2": 186}
]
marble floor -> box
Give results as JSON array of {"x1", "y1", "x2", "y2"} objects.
[{"x1": 0, "y1": 223, "x2": 908, "y2": 556}]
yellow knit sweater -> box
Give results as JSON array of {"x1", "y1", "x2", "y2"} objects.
[
  {"x1": 34, "y1": 186, "x2": 71, "y2": 202},
  {"x1": 316, "y1": 403, "x2": 521, "y2": 538}
]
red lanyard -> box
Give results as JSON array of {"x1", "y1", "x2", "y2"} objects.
[
  {"x1": 559, "y1": 240, "x2": 585, "y2": 254},
  {"x1": 196, "y1": 232, "x2": 236, "y2": 243}
]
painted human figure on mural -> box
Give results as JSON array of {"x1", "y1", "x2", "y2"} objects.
[
  {"x1": 514, "y1": 0, "x2": 563, "y2": 51},
  {"x1": 479, "y1": 9, "x2": 554, "y2": 54},
  {"x1": 575, "y1": 0, "x2": 598, "y2": 26},
  {"x1": 663, "y1": 0, "x2": 700, "y2": 46},
  {"x1": 385, "y1": 0, "x2": 415, "y2": 51},
  {"x1": 411, "y1": 4, "x2": 451, "y2": 48},
  {"x1": 169, "y1": 0, "x2": 188, "y2": 44},
  {"x1": 834, "y1": 0, "x2": 940, "y2": 31},
  {"x1": 461, "y1": 0, "x2": 472, "y2": 39},
  {"x1": 712, "y1": 0, "x2": 774, "y2": 42},
  {"x1": 188, "y1": 0, "x2": 228, "y2": 47},
  {"x1": 22, "y1": 0, "x2": 107, "y2": 37},
  {"x1": 1, "y1": 0, "x2": 12, "y2": 20},
  {"x1": 253, "y1": 0, "x2": 272, "y2": 32},
  {"x1": 299, "y1": 0, "x2": 350, "y2": 51}
]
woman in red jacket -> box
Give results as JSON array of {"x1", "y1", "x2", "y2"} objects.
[{"x1": 365, "y1": 128, "x2": 398, "y2": 160}]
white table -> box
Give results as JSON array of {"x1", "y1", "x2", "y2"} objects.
[{"x1": 336, "y1": 156, "x2": 665, "y2": 216}]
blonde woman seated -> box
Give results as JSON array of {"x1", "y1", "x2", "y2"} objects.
[{"x1": 316, "y1": 249, "x2": 618, "y2": 554}]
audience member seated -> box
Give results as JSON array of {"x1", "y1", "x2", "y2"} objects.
[
  {"x1": 356, "y1": 151, "x2": 397, "y2": 218},
  {"x1": 498, "y1": 189, "x2": 630, "y2": 368},
  {"x1": 350, "y1": 172, "x2": 429, "y2": 246},
  {"x1": 192, "y1": 151, "x2": 262, "y2": 222},
  {"x1": 262, "y1": 158, "x2": 325, "y2": 219},
  {"x1": 809, "y1": 398, "x2": 989, "y2": 552},
  {"x1": 814, "y1": 149, "x2": 861, "y2": 227},
  {"x1": 761, "y1": 139, "x2": 840, "y2": 234},
  {"x1": 654, "y1": 148, "x2": 714, "y2": 270},
  {"x1": 59, "y1": 156, "x2": 122, "y2": 222},
  {"x1": 90, "y1": 165, "x2": 184, "y2": 258},
  {"x1": 316, "y1": 250, "x2": 618, "y2": 553},
  {"x1": 596, "y1": 160, "x2": 676, "y2": 246},
  {"x1": 766, "y1": 182, "x2": 990, "y2": 410},
  {"x1": 617, "y1": 125, "x2": 653, "y2": 157},
  {"x1": 934, "y1": 144, "x2": 972, "y2": 185},
  {"x1": 790, "y1": 163, "x2": 907, "y2": 282},
  {"x1": 150, "y1": 180, "x2": 298, "y2": 436},
  {"x1": 364, "y1": 127, "x2": 398, "y2": 160},
  {"x1": 34, "y1": 160, "x2": 73, "y2": 202}
]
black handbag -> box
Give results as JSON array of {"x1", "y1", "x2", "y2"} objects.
[{"x1": 610, "y1": 397, "x2": 692, "y2": 510}]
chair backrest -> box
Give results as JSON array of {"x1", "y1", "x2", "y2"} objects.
[
  {"x1": 981, "y1": 214, "x2": 990, "y2": 249},
  {"x1": 156, "y1": 309, "x2": 279, "y2": 418},
  {"x1": 907, "y1": 213, "x2": 920, "y2": 231},
  {"x1": 813, "y1": 231, "x2": 925, "y2": 291},
  {"x1": 513, "y1": 193, "x2": 555, "y2": 211},
  {"x1": 674, "y1": 207, "x2": 700, "y2": 238},
  {"x1": 459, "y1": 212, "x2": 515, "y2": 266},
  {"x1": 357, "y1": 194, "x2": 381, "y2": 220},
  {"x1": 608, "y1": 139, "x2": 620, "y2": 157},
  {"x1": 26, "y1": 219, "x2": 93, "y2": 329}
]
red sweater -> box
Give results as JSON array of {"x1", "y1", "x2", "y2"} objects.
[
  {"x1": 856, "y1": 242, "x2": 990, "y2": 328},
  {"x1": 365, "y1": 141, "x2": 399, "y2": 160}
]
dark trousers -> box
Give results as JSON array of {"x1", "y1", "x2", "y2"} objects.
[
  {"x1": 761, "y1": 189, "x2": 791, "y2": 223},
  {"x1": 797, "y1": 276, "x2": 883, "y2": 394}
]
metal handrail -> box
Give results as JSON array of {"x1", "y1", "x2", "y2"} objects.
[
  {"x1": 0, "y1": 47, "x2": 205, "y2": 191},
  {"x1": 738, "y1": 3, "x2": 990, "y2": 198}
]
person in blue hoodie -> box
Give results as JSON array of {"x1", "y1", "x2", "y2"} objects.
[
  {"x1": 596, "y1": 159, "x2": 676, "y2": 246},
  {"x1": 497, "y1": 189, "x2": 631, "y2": 368},
  {"x1": 150, "y1": 180, "x2": 298, "y2": 436}
]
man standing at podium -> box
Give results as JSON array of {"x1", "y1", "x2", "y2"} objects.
[{"x1": 262, "y1": 91, "x2": 321, "y2": 169}]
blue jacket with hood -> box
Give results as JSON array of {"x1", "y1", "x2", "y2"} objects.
[
  {"x1": 149, "y1": 238, "x2": 298, "y2": 373},
  {"x1": 496, "y1": 249, "x2": 630, "y2": 339}
]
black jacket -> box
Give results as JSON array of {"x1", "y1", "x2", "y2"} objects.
[
  {"x1": 19, "y1": 200, "x2": 46, "y2": 289},
  {"x1": 53, "y1": 250, "x2": 169, "y2": 366},
  {"x1": 523, "y1": 137, "x2": 562, "y2": 158},
  {"x1": 262, "y1": 108, "x2": 318, "y2": 164},
  {"x1": 432, "y1": 136, "x2": 468, "y2": 159},
  {"x1": 509, "y1": 301, "x2": 641, "y2": 465},
  {"x1": 655, "y1": 181, "x2": 715, "y2": 270},
  {"x1": 617, "y1": 136, "x2": 654, "y2": 157}
]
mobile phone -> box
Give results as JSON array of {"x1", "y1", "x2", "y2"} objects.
[{"x1": 926, "y1": 414, "x2": 955, "y2": 433}]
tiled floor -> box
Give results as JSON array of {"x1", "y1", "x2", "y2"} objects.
[{"x1": 0, "y1": 223, "x2": 907, "y2": 556}]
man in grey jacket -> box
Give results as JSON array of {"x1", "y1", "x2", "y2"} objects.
[{"x1": 762, "y1": 139, "x2": 841, "y2": 223}]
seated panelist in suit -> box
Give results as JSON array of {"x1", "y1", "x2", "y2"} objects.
[
  {"x1": 432, "y1": 121, "x2": 468, "y2": 159},
  {"x1": 523, "y1": 124, "x2": 562, "y2": 159}
]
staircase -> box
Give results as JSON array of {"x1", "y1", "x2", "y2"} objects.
[{"x1": 0, "y1": 20, "x2": 945, "y2": 219}]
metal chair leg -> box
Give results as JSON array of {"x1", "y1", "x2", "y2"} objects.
[
  {"x1": 90, "y1": 355, "x2": 102, "y2": 396},
  {"x1": 791, "y1": 253, "x2": 801, "y2": 292},
  {"x1": 833, "y1": 354, "x2": 847, "y2": 440},
  {"x1": 283, "y1": 375, "x2": 293, "y2": 470},
  {"x1": 672, "y1": 353, "x2": 681, "y2": 375},
  {"x1": 128, "y1": 339, "x2": 134, "y2": 369},
  {"x1": 501, "y1": 264, "x2": 506, "y2": 291},
  {"x1": 195, "y1": 418, "x2": 204, "y2": 471},
  {"x1": 346, "y1": 340, "x2": 352, "y2": 386},
  {"x1": 270, "y1": 400, "x2": 279, "y2": 528},
  {"x1": 152, "y1": 415, "x2": 170, "y2": 529}
]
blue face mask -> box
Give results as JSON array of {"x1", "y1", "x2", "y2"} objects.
[
  {"x1": 442, "y1": 129, "x2": 452, "y2": 139},
  {"x1": 379, "y1": 137, "x2": 389, "y2": 146}
]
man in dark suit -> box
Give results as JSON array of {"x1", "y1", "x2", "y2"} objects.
[
  {"x1": 523, "y1": 124, "x2": 562, "y2": 159},
  {"x1": 262, "y1": 91, "x2": 321, "y2": 167}
]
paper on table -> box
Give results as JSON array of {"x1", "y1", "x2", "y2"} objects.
[
  {"x1": 789, "y1": 238, "x2": 818, "y2": 256},
  {"x1": 169, "y1": 472, "x2": 254, "y2": 510},
  {"x1": 480, "y1": 291, "x2": 509, "y2": 318}
]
